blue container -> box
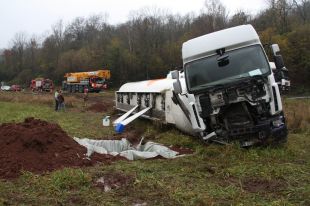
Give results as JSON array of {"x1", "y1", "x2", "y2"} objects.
[{"x1": 115, "y1": 123, "x2": 125, "y2": 133}]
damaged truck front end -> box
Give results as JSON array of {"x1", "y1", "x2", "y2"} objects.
[{"x1": 177, "y1": 25, "x2": 288, "y2": 146}]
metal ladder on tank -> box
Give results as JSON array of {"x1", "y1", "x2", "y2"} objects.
[{"x1": 113, "y1": 105, "x2": 152, "y2": 133}]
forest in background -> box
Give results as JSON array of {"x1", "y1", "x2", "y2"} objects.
[{"x1": 0, "y1": 0, "x2": 309, "y2": 89}]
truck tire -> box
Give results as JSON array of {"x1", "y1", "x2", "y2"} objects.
[
  {"x1": 72, "y1": 85, "x2": 76, "y2": 93},
  {"x1": 63, "y1": 83, "x2": 67, "y2": 91},
  {"x1": 79, "y1": 85, "x2": 83, "y2": 93}
]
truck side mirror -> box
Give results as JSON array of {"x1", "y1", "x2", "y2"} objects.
[
  {"x1": 271, "y1": 44, "x2": 280, "y2": 55},
  {"x1": 173, "y1": 80, "x2": 182, "y2": 94},
  {"x1": 274, "y1": 55, "x2": 285, "y2": 69},
  {"x1": 171, "y1": 70, "x2": 179, "y2": 80}
]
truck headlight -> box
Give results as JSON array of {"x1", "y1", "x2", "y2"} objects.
[{"x1": 272, "y1": 117, "x2": 284, "y2": 127}]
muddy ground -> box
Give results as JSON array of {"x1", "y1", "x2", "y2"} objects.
[
  {"x1": 0, "y1": 117, "x2": 124, "y2": 179},
  {"x1": 0, "y1": 115, "x2": 192, "y2": 179}
]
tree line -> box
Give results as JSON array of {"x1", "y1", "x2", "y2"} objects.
[{"x1": 0, "y1": 0, "x2": 309, "y2": 88}]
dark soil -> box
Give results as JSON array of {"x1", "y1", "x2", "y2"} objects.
[
  {"x1": 242, "y1": 178, "x2": 287, "y2": 194},
  {"x1": 101, "y1": 127, "x2": 145, "y2": 145},
  {"x1": 94, "y1": 172, "x2": 135, "y2": 192},
  {"x1": 87, "y1": 102, "x2": 111, "y2": 112},
  {"x1": 0, "y1": 117, "x2": 123, "y2": 179},
  {"x1": 168, "y1": 146, "x2": 194, "y2": 155}
]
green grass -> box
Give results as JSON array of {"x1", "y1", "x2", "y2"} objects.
[
  {"x1": 0, "y1": 100, "x2": 309, "y2": 205},
  {"x1": 0, "y1": 101, "x2": 115, "y2": 138}
]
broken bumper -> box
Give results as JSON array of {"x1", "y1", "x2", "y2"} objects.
[{"x1": 229, "y1": 115, "x2": 288, "y2": 140}]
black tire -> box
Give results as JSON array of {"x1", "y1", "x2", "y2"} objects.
[
  {"x1": 79, "y1": 85, "x2": 83, "y2": 93},
  {"x1": 63, "y1": 83, "x2": 67, "y2": 91}
]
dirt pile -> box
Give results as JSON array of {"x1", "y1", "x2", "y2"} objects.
[
  {"x1": 0, "y1": 118, "x2": 123, "y2": 179},
  {"x1": 87, "y1": 102, "x2": 112, "y2": 112}
]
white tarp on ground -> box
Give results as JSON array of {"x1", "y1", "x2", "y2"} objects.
[{"x1": 73, "y1": 137, "x2": 184, "y2": 160}]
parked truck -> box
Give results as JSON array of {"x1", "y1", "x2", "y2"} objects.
[
  {"x1": 30, "y1": 78, "x2": 54, "y2": 92},
  {"x1": 62, "y1": 70, "x2": 110, "y2": 93},
  {"x1": 114, "y1": 25, "x2": 288, "y2": 147}
]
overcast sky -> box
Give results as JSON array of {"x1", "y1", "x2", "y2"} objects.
[{"x1": 0, "y1": 0, "x2": 267, "y2": 49}]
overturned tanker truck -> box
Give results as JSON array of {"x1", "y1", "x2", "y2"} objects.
[{"x1": 115, "y1": 25, "x2": 288, "y2": 146}]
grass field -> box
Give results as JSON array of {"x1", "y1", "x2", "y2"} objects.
[{"x1": 0, "y1": 92, "x2": 309, "y2": 205}]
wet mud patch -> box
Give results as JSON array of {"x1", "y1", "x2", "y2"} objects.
[
  {"x1": 87, "y1": 103, "x2": 108, "y2": 112},
  {"x1": 218, "y1": 176, "x2": 287, "y2": 197},
  {"x1": 242, "y1": 177, "x2": 287, "y2": 194},
  {"x1": 168, "y1": 146, "x2": 194, "y2": 155},
  {"x1": 94, "y1": 171, "x2": 135, "y2": 192},
  {"x1": 87, "y1": 101, "x2": 114, "y2": 113}
]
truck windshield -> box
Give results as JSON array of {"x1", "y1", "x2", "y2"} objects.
[
  {"x1": 93, "y1": 77, "x2": 105, "y2": 84},
  {"x1": 185, "y1": 45, "x2": 270, "y2": 92}
]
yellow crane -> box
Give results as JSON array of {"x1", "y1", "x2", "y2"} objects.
[{"x1": 63, "y1": 70, "x2": 111, "y2": 93}]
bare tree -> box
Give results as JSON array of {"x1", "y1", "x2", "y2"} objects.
[
  {"x1": 11, "y1": 32, "x2": 27, "y2": 72},
  {"x1": 229, "y1": 10, "x2": 251, "y2": 26},
  {"x1": 203, "y1": 0, "x2": 228, "y2": 31},
  {"x1": 27, "y1": 35, "x2": 39, "y2": 70},
  {"x1": 293, "y1": 0, "x2": 310, "y2": 23},
  {"x1": 265, "y1": 0, "x2": 294, "y2": 33},
  {"x1": 51, "y1": 20, "x2": 64, "y2": 66}
]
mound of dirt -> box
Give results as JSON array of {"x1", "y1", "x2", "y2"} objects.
[
  {"x1": 87, "y1": 102, "x2": 111, "y2": 112},
  {"x1": 0, "y1": 117, "x2": 123, "y2": 179}
]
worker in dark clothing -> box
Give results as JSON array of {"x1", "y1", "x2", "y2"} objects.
[
  {"x1": 54, "y1": 89, "x2": 59, "y2": 111},
  {"x1": 83, "y1": 87, "x2": 89, "y2": 107},
  {"x1": 58, "y1": 90, "x2": 65, "y2": 111}
]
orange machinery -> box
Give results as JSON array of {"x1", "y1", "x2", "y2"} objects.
[{"x1": 62, "y1": 70, "x2": 110, "y2": 93}]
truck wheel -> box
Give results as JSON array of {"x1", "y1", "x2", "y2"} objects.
[
  {"x1": 79, "y1": 85, "x2": 83, "y2": 93},
  {"x1": 69, "y1": 85, "x2": 73, "y2": 93}
]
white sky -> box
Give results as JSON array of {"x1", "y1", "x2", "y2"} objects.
[{"x1": 0, "y1": 0, "x2": 267, "y2": 48}]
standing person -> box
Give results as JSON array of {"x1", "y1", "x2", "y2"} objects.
[
  {"x1": 83, "y1": 87, "x2": 89, "y2": 107},
  {"x1": 54, "y1": 89, "x2": 59, "y2": 111},
  {"x1": 58, "y1": 90, "x2": 65, "y2": 111}
]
